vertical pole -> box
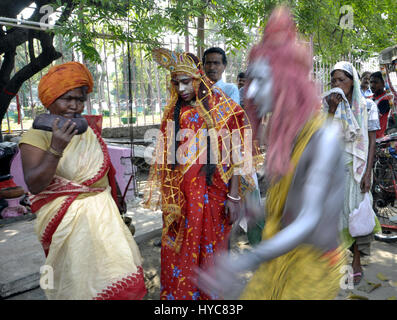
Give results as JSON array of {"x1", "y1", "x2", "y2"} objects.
[
  {"x1": 113, "y1": 42, "x2": 121, "y2": 126},
  {"x1": 82, "y1": 53, "x2": 92, "y2": 115},
  {"x1": 126, "y1": 40, "x2": 138, "y2": 197},
  {"x1": 23, "y1": 41, "x2": 35, "y2": 119},
  {"x1": 154, "y1": 61, "x2": 162, "y2": 120},
  {"x1": 192, "y1": 37, "x2": 196, "y2": 57},
  {"x1": 59, "y1": 36, "x2": 65, "y2": 63},
  {"x1": 130, "y1": 45, "x2": 138, "y2": 127},
  {"x1": 6, "y1": 111, "x2": 11, "y2": 134},
  {"x1": 197, "y1": 14, "x2": 205, "y2": 60},
  {"x1": 13, "y1": 64, "x2": 23, "y2": 132},
  {"x1": 122, "y1": 43, "x2": 129, "y2": 125},
  {"x1": 139, "y1": 47, "x2": 146, "y2": 126},
  {"x1": 93, "y1": 39, "x2": 102, "y2": 116},
  {"x1": 148, "y1": 59, "x2": 155, "y2": 125},
  {"x1": 103, "y1": 39, "x2": 112, "y2": 127},
  {"x1": 185, "y1": 16, "x2": 190, "y2": 52}
]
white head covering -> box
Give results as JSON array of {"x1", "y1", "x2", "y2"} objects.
[{"x1": 323, "y1": 61, "x2": 369, "y2": 183}]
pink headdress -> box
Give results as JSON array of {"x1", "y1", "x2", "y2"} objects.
[{"x1": 245, "y1": 6, "x2": 320, "y2": 180}]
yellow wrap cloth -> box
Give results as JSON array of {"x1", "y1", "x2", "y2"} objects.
[{"x1": 240, "y1": 114, "x2": 346, "y2": 300}]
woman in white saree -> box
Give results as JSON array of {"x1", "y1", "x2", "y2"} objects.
[{"x1": 323, "y1": 61, "x2": 382, "y2": 285}]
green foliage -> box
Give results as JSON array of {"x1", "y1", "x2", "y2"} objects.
[
  {"x1": 9, "y1": 0, "x2": 397, "y2": 78},
  {"x1": 40, "y1": 0, "x2": 395, "y2": 65},
  {"x1": 293, "y1": 0, "x2": 397, "y2": 62}
]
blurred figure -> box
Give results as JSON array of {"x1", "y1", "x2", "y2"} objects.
[
  {"x1": 203, "y1": 47, "x2": 240, "y2": 104},
  {"x1": 237, "y1": 72, "x2": 247, "y2": 108},
  {"x1": 370, "y1": 71, "x2": 394, "y2": 139},
  {"x1": 324, "y1": 61, "x2": 381, "y2": 286},
  {"x1": 203, "y1": 48, "x2": 261, "y2": 244},
  {"x1": 360, "y1": 71, "x2": 373, "y2": 98},
  {"x1": 196, "y1": 6, "x2": 346, "y2": 300},
  {"x1": 236, "y1": 71, "x2": 263, "y2": 245},
  {"x1": 237, "y1": 72, "x2": 246, "y2": 89}
]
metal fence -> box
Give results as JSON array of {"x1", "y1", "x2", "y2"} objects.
[
  {"x1": 312, "y1": 56, "x2": 380, "y2": 95},
  {"x1": 1, "y1": 34, "x2": 383, "y2": 134}
]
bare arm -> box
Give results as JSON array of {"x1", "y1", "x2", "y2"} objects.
[
  {"x1": 239, "y1": 125, "x2": 342, "y2": 269},
  {"x1": 195, "y1": 124, "x2": 344, "y2": 297},
  {"x1": 225, "y1": 175, "x2": 240, "y2": 223},
  {"x1": 20, "y1": 118, "x2": 77, "y2": 194},
  {"x1": 360, "y1": 131, "x2": 376, "y2": 193}
]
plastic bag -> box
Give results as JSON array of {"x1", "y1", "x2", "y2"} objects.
[{"x1": 348, "y1": 193, "x2": 376, "y2": 237}]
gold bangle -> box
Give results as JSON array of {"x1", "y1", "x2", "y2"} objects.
[{"x1": 47, "y1": 146, "x2": 63, "y2": 158}]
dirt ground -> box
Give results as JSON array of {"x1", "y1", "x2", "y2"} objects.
[
  {"x1": 138, "y1": 170, "x2": 397, "y2": 301},
  {"x1": 5, "y1": 220, "x2": 396, "y2": 300},
  {"x1": 140, "y1": 229, "x2": 254, "y2": 300},
  {"x1": 139, "y1": 228, "x2": 397, "y2": 300}
]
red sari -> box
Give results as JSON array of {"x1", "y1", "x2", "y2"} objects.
[
  {"x1": 160, "y1": 104, "x2": 234, "y2": 300},
  {"x1": 152, "y1": 87, "x2": 255, "y2": 299}
]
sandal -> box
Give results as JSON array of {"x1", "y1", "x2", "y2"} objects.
[{"x1": 353, "y1": 271, "x2": 364, "y2": 285}]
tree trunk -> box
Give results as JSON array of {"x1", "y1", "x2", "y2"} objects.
[
  {"x1": 0, "y1": 32, "x2": 61, "y2": 141},
  {"x1": 197, "y1": 15, "x2": 205, "y2": 61},
  {"x1": 0, "y1": 0, "x2": 74, "y2": 141},
  {"x1": 185, "y1": 16, "x2": 190, "y2": 53}
]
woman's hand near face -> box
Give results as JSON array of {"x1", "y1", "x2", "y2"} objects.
[
  {"x1": 50, "y1": 118, "x2": 78, "y2": 153},
  {"x1": 20, "y1": 119, "x2": 78, "y2": 195},
  {"x1": 326, "y1": 93, "x2": 342, "y2": 115}
]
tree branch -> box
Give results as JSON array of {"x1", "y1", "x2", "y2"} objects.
[
  {"x1": 28, "y1": 31, "x2": 36, "y2": 62},
  {"x1": 0, "y1": 46, "x2": 16, "y2": 90}
]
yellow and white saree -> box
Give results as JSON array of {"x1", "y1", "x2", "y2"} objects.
[{"x1": 19, "y1": 123, "x2": 146, "y2": 300}]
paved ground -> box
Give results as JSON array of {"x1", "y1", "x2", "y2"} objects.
[
  {"x1": 0, "y1": 196, "x2": 162, "y2": 300},
  {"x1": 1, "y1": 199, "x2": 397, "y2": 300}
]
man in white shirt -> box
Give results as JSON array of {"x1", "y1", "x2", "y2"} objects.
[
  {"x1": 360, "y1": 71, "x2": 373, "y2": 98},
  {"x1": 203, "y1": 47, "x2": 263, "y2": 246},
  {"x1": 203, "y1": 47, "x2": 240, "y2": 104}
]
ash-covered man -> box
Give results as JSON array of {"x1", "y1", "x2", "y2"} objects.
[{"x1": 196, "y1": 6, "x2": 347, "y2": 300}]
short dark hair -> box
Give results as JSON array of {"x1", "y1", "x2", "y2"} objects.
[
  {"x1": 202, "y1": 47, "x2": 227, "y2": 66},
  {"x1": 238, "y1": 72, "x2": 246, "y2": 79},
  {"x1": 370, "y1": 71, "x2": 384, "y2": 84},
  {"x1": 360, "y1": 71, "x2": 371, "y2": 78}
]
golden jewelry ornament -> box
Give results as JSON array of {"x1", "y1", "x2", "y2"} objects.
[{"x1": 152, "y1": 48, "x2": 202, "y2": 79}]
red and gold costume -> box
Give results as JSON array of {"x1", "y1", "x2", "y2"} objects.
[{"x1": 144, "y1": 49, "x2": 259, "y2": 300}]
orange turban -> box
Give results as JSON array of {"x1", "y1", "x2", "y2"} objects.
[{"x1": 38, "y1": 61, "x2": 94, "y2": 108}]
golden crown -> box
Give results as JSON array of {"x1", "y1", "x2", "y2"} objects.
[{"x1": 152, "y1": 48, "x2": 202, "y2": 78}]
